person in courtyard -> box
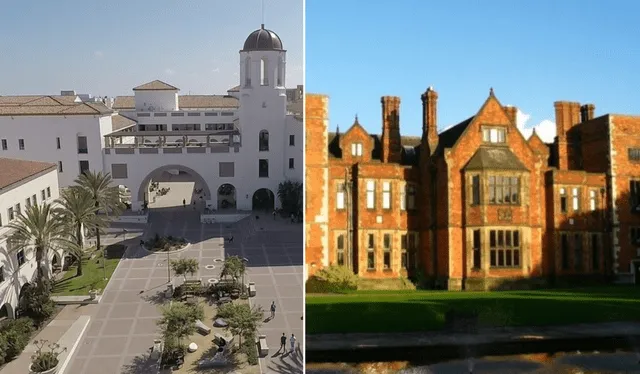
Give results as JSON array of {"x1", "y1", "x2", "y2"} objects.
[
  {"x1": 290, "y1": 334, "x2": 296, "y2": 354},
  {"x1": 192, "y1": 200, "x2": 196, "y2": 210},
  {"x1": 140, "y1": 239, "x2": 144, "y2": 248},
  {"x1": 272, "y1": 210, "x2": 276, "y2": 219},
  {"x1": 183, "y1": 198, "x2": 186, "y2": 207},
  {"x1": 270, "y1": 301, "x2": 276, "y2": 319},
  {"x1": 280, "y1": 333, "x2": 286, "y2": 353},
  {"x1": 290, "y1": 213, "x2": 295, "y2": 223},
  {"x1": 228, "y1": 235, "x2": 234, "y2": 243}
]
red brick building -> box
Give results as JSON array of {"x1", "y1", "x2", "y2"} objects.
[{"x1": 305, "y1": 88, "x2": 640, "y2": 290}]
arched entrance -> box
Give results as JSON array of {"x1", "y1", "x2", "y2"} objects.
[
  {"x1": 252, "y1": 188, "x2": 275, "y2": 211},
  {"x1": 217, "y1": 184, "x2": 237, "y2": 210},
  {"x1": 0, "y1": 303, "x2": 14, "y2": 319},
  {"x1": 137, "y1": 165, "x2": 211, "y2": 210}
]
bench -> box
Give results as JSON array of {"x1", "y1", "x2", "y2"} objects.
[
  {"x1": 257, "y1": 334, "x2": 269, "y2": 357},
  {"x1": 195, "y1": 319, "x2": 211, "y2": 335},
  {"x1": 248, "y1": 282, "x2": 256, "y2": 297}
]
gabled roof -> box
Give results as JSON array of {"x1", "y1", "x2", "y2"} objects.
[
  {"x1": 111, "y1": 114, "x2": 137, "y2": 131},
  {"x1": 464, "y1": 147, "x2": 528, "y2": 171},
  {"x1": 227, "y1": 85, "x2": 240, "y2": 92},
  {"x1": 133, "y1": 80, "x2": 179, "y2": 91},
  {"x1": 0, "y1": 95, "x2": 113, "y2": 116},
  {"x1": 436, "y1": 116, "x2": 475, "y2": 154},
  {"x1": 0, "y1": 158, "x2": 57, "y2": 190}
]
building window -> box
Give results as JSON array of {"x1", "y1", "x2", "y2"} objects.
[
  {"x1": 367, "y1": 234, "x2": 375, "y2": 270},
  {"x1": 288, "y1": 158, "x2": 295, "y2": 169},
  {"x1": 337, "y1": 234, "x2": 345, "y2": 266},
  {"x1": 260, "y1": 57, "x2": 269, "y2": 86},
  {"x1": 561, "y1": 233, "x2": 569, "y2": 270},
  {"x1": 26, "y1": 197, "x2": 31, "y2": 208},
  {"x1": 259, "y1": 130, "x2": 269, "y2": 151},
  {"x1": 401, "y1": 234, "x2": 408, "y2": 269},
  {"x1": 489, "y1": 176, "x2": 519, "y2": 204},
  {"x1": 382, "y1": 182, "x2": 391, "y2": 210},
  {"x1": 31, "y1": 194, "x2": 36, "y2": 206},
  {"x1": 366, "y1": 180, "x2": 375, "y2": 209},
  {"x1": 17, "y1": 249, "x2": 25, "y2": 267},
  {"x1": 574, "y1": 234, "x2": 583, "y2": 271},
  {"x1": 56, "y1": 137, "x2": 61, "y2": 149},
  {"x1": 18, "y1": 139, "x2": 25, "y2": 150},
  {"x1": 407, "y1": 185, "x2": 416, "y2": 210},
  {"x1": 258, "y1": 159, "x2": 269, "y2": 178},
  {"x1": 559, "y1": 188, "x2": 567, "y2": 213},
  {"x1": 592, "y1": 234, "x2": 599, "y2": 270},
  {"x1": 351, "y1": 143, "x2": 363, "y2": 157},
  {"x1": 111, "y1": 164, "x2": 128, "y2": 179},
  {"x1": 472, "y1": 230, "x2": 481, "y2": 269},
  {"x1": 0, "y1": 213, "x2": 2, "y2": 226},
  {"x1": 489, "y1": 230, "x2": 520, "y2": 268},
  {"x1": 400, "y1": 185, "x2": 406, "y2": 210},
  {"x1": 0, "y1": 266, "x2": 4, "y2": 283},
  {"x1": 1, "y1": 139, "x2": 6, "y2": 150},
  {"x1": 77, "y1": 136, "x2": 88, "y2": 154},
  {"x1": 58, "y1": 161, "x2": 63, "y2": 173},
  {"x1": 383, "y1": 233, "x2": 391, "y2": 270},
  {"x1": 46, "y1": 187, "x2": 51, "y2": 198},
  {"x1": 41, "y1": 190, "x2": 46, "y2": 201},
  {"x1": 471, "y1": 175, "x2": 480, "y2": 205},
  {"x1": 572, "y1": 188, "x2": 580, "y2": 211},
  {"x1": 336, "y1": 183, "x2": 345, "y2": 210},
  {"x1": 79, "y1": 160, "x2": 90, "y2": 175},
  {"x1": 482, "y1": 127, "x2": 506, "y2": 143},
  {"x1": 630, "y1": 180, "x2": 640, "y2": 211},
  {"x1": 15, "y1": 203, "x2": 21, "y2": 216},
  {"x1": 629, "y1": 148, "x2": 640, "y2": 161},
  {"x1": 631, "y1": 227, "x2": 640, "y2": 246},
  {"x1": 8, "y1": 207, "x2": 14, "y2": 221},
  {"x1": 289, "y1": 135, "x2": 295, "y2": 146},
  {"x1": 408, "y1": 233, "x2": 417, "y2": 268},
  {"x1": 589, "y1": 190, "x2": 597, "y2": 211},
  {"x1": 218, "y1": 162, "x2": 235, "y2": 178}
]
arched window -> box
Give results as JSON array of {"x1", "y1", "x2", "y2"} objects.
[
  {"x1": 260, "y1": 58, "x2": 268, "y2": 86},
  {"x1": 259, "y1": 130, "x2": 269, "y2": 151},
  {"x1": 277, "y1": 57, "x2": 283, "y2": 87},
  {"x1": 245, "y1": 57, "x2": 251, "y2": 87}
]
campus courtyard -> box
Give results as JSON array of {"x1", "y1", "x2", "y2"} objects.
[{"x1": 63, "y1": 206, "x2": 303, "y2": 374}]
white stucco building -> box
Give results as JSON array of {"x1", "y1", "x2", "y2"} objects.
[
  {"x1": 0, "y1": 24, "x2": 303, "y2": 214},
  {"x1": 0, "y1": 158, "x2": 62, "y2": 320}
]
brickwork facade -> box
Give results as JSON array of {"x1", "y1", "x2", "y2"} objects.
[{"x1": 304, "y1": 88, "x2": 640, "y2": 289}]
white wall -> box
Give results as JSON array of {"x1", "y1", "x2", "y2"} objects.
[
  {"x1": 0, "y1": 115, "x2": 111, "y2": 187},
  {"x1": 0, "y1": 168, "x2": 61, "y2": 319},
  {"x1": 285, "y1": 115, "x2": 303, "y2": 182},
  {"x1": 134, "y1": 91, "x2": 179, "y2": 112}
]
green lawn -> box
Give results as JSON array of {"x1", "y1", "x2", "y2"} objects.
[
  {"x1": 51, "y1": 244, "x2": 125, "y2": 296},
  {"x1": 306, "y1": 286, "x2": 640, "y2": 334}
]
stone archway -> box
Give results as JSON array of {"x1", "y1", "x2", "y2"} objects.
[
  {"x1": 0, "y1": 303, "x2": 14, "y2": 319},
  {"x1": 252, "y1": 188, "x2": 275, "y2": 211},
  {"x1": 137, "y1": 164, "x2": 211, "y2": 208},
  {"x1": 217, "y1": 184, "x2": 237, "y2": 210}
]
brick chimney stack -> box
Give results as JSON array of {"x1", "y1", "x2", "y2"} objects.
[
  {"x1": 381, "y1": 96, "x2": 402, "y2": 163},
  {"x1": 580, "y1": 104, "x2": 595, "y2": 123},
  {"x1": 504, "y1": 105, "x2": 518, "y2": 125},
  {"x1": 421, "y1": 87, "x2": 439, "y2": 156},
  {"x1": 554, "y1": 101, "x2": 582, "y2": 170}
]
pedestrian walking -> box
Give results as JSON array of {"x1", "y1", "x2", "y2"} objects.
[
  {"x1": 228, "y1": 235, "x2": 234, "y2": 243},
  {"x1": 272, "y1": 210, "x2": 276, "y2": 220},
  {"x1": 193, "y1": 200, "x2": 196, "y2": 210},
  {"x1": 183, "y1": 198, "x2": 186, "y2": 208},
  {"x1": 270, "y1": 301, "x2": 276, "y2": 319},
  {"x1": 140, "y1": 239, "x2": 144, "y2": 248},
  {"x1": 280, "y1": 333, "x2": 286, "y2": 353},
  {"x1": 290, "y1": 213, "x2": 295, "y2": 223},
  {"x1": 290, "y1": 334, "x2": 296, "y2": 353}
]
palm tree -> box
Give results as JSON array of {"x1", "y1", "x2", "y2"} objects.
[
  {"x1": 54, "y1": 187, "x2": 107, "y2": 276},
  {"x1": 8, "y1": 203, "x2": 69, "y2": 283},
  {"x1": 74, "y1": 171, "x2": 124, "y2": 253}
]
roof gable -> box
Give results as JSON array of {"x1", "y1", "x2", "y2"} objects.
[
  {"x1": 464, "y1": 147, "x2": 528, "y2": 171},
  {"x1": 133, "y1": 80, "x2": 179, "y2": 91}
]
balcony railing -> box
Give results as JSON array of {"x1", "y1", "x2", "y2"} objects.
[
  {"x1": 78, "y1": 148, "x2": 88, "y2": 154},
  {"x1": 104, "y1": 129, "x2": 241, "y2": 153}
]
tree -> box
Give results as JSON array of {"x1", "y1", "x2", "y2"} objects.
[
  {"x1": 74, "y1": 171, "x2": 124, "y2": 252},
  {"x1": 221, "y1": 256, "x2": 246, "y2": 283},
  {"x1": 277, "y1": 180, "x2": 303, "y2": 214},
  {"x1": 216, "y1": 303, "x2": 264, "y2": 345},
  {"x1": 157, "y1": 302, "x2": 204, "y2": 342},
  {"x1": 170, "y1": 258, "x2": 199, "y2": 282},
  {"x1": 18, "y1": 281, "x2": 55, "y2": 326},
  {"x1": 8, "y1": 203, "x2": 69, "y2": 282},
  {"x1": 54, "y1": 186, "x2": 107, "y2": 276}
]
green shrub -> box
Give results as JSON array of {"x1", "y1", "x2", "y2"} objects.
[
  {"x1": 19, "y1": 282, "x2": 55, "y2": 325},
  {"x1": 1, "y1": 317, "x2": 34, "y2": 360},
  {"x1": 306, "y1": 265, "x2": 358, "y2": 293},
  {"x1": 0, "y1": 330, "x2": 8, "y2": 365},
  {"x1": 240, "y1": 331, "x2": 258, "y2": 365}
]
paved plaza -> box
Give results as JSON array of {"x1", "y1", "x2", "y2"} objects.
[{"x1": 66, "y1": 203, "x2": 303, "y2": 373}]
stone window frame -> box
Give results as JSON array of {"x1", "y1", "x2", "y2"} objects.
[
  {"x1": 591, "y1": 232, "x2": 602, "y2": 271},
  {"x1": 472, "y1": 229, "x2": 481, "y2": 269},
  {"x1": 629, "y1": 179, "x2": 640, "y2": 211},
  {"x1": 468, "y1": 174, "x2": 481, "y2": 206},
  {"x1": 406, "y1": 183, "x2": 417, "y2": 211},
  {"x1": 628, "y1": 148, "x2": 640, "y2": 162},
  {"x1": 336, "y1": 181, "x2": 346, "y2": 210},
  {"x1": 481, "y1": 125, "x2": 507, "y2": 144},
  {"x1": 366, "y1": 232, "x2": 376, "y2": 271},
  {"x1": 401, "y1": 231, "x2": 419, "y2": 270},
  {"x1": 571, "y1": 187, "x2": 581, "y2": 212},
  {"x1": 381, "y1": 181, "x2": 392, "y2": 210},
  {"x1": 589, "y1": 189, "x2": 598, "y2": 211},
  {"x1": 335, "y1": 230, "x2": 347, "y2": 267},
  {"x1": 365, "y1": 180, "x2": 376, "y2": 210},
  {"x1": 488, "y1": 228, "x2": 522, "y2": 268},
  {"x1": 488, "y1": 174, "x2": 521, "y2": 206},
  {"x1": 351, "y1": 142, "x2": 363, "y2": 157},
  {"x1": 559, "y1": 187, "x2": 568, "y2": 213}
]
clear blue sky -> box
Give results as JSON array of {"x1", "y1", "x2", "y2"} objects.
[
  {"x1": 306, "y1": 0, "x2": 640, "y2": 142},
  {"x1": 0, "y1": 0, "x2": 302, "y2": 97}
]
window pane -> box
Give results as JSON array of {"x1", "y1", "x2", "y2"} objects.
[
  {"x1": 505, "y1": 231, "x2": 512, "y2": 246},
  {"x1": 513, "y1": 250, "x2": 520, "y2": 266},
  {"x1": 498, "y1": 230, "x2": 504, "y2": 246},
  {"x1": 490, "y1": 230, "x2": 496, "y2": 247},
  {"x1": 513, "y1": 231, "x2": 520, "y2": 247},
  {"x1": 490, "y1": 251, "x2": 496, "y2": 266},
  {"x1": 368, "y1": 234, "x2": 374, "y2": 248},
  {"x1": 505, "y1": 249, "x2": 512, "y2": 266},
  {"x1": 498, "y1": 250, "x2": 505, "y2": 266}
]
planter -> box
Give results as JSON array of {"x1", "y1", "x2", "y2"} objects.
[
  {"x1": 29, "y1": 363, "x2": 58, "y2": 374},
  {"x1": 88, "y1": 290, "x2": 98, "y2": 300}
]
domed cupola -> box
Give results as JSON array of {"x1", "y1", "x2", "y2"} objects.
[{"x1": 242, "y1": 24, "x2": 284, "y2": 51}]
